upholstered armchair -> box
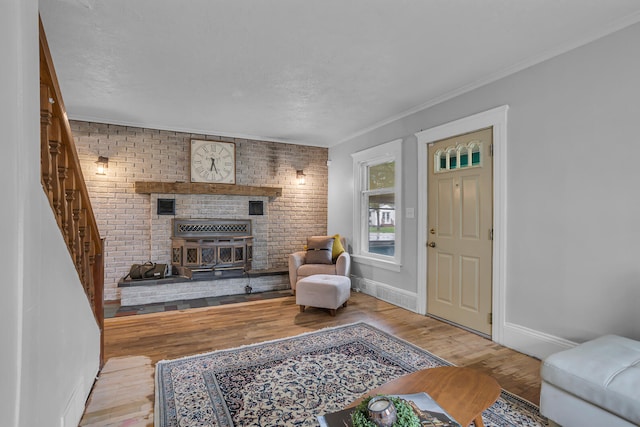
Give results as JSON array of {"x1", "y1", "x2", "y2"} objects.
[{"x1": 288, "y1": 235, "x2": 351, "y2": 294}]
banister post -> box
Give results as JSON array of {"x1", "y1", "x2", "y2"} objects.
[
  {"x1": 93, "y1": 240, "x2": 105, "y2": 367},
  {"x1": 49, "y1": 117, "x2": 63, "y2": 225},
  {"x1": 65, "y1": 175, "x2": 77, "y2": 258},
  {"x1": 72, "y1": 186, "x2": 82, "y2": 272},
  {"x1": 40, "y1": 84, "x2": 53, "y2": 200},
  {"x1": 57, "y1": 142, "x2": 69, "y2": 241}
]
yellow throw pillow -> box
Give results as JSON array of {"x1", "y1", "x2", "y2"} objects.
[{"x1": 332, "y1": 234, "x2": 345, "y2": 260}]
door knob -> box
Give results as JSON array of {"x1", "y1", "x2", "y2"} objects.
[{"x1": 427, "y1": 242, "x2": 436, "y2": 248}]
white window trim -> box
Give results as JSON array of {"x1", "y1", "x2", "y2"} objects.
[{"x1": 351, "y1": 138, "x2": 402, "y2": 271}]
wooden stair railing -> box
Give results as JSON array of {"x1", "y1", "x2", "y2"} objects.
[{"x1": 39, "y1": 17, "x2": 105, "y2": 365}]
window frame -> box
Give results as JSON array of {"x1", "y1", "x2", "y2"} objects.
[{"x1": 351, "y1": 138, "x2": 402, "y2": 271}]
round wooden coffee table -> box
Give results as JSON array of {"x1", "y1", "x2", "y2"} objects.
[{"x1": 350, "y1": 366, "x2": 501, "y2": 427}]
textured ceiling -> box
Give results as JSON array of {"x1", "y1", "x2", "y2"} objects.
[{"x1": 39, "y1": 0, "x2": 640, "y2": 147}]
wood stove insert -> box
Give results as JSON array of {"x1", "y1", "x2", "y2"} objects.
[{"x1": 171, "y1": 218, "x2": 253, "y2": 275}]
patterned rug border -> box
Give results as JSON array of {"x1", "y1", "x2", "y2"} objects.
[
  {"x1": 156, "y1": 321, "x2": 440, "y2": 365},
  {"x1": 493, "y1": 388, "x2": 542, "y2": 421},
  {"x1": 154, "y1": 321, "x2": 544, "y2": 426}
]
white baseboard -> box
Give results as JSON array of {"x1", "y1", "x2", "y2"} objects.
[
  {"x1": 61, "y1": 377, "x2": 87, "y2": 427},
  {"x1": 352, "y1": 276, "x2": 418, "y2": 313},
  {"x1": 352, "y1": 275, "x2": 578, "y2": 360},
  {"x1": 502, "y1": 322, "x2": 577, "y2": 359}
]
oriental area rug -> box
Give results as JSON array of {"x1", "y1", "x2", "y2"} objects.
[{"x1": 155, "y1": 322, "x2": 547, "y2": 426}]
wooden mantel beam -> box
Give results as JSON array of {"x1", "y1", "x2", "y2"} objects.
[{"x1": 134, "y1": 181, "x2": 282, "y2": 197}]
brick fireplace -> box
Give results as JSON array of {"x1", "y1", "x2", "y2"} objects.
[
  {"x1": 72, "y1": 121, "x2": 330, "y2": 301},
  {"x1": 117, "y1": 194, "x2": 293, "y2": 304}
]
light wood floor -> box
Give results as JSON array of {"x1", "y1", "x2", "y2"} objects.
[{"x1": 81, "y1": 292, "x2": 542, "y2": 426}]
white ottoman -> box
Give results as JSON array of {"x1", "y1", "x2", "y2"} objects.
[
  {"x1": 296, "y1": 274, "x2": 351, "y2": 316},
  {"x1": 540, "y1": 334, "x2": 640, "y2": 427}
]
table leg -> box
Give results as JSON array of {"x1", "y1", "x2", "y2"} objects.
[{"x1": 473, "y1": 415, "x2": 485, "y2": 427}]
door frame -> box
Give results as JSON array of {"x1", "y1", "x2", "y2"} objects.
[{"x1": 416, "y1": 105, "x2": 508, "y2": 344}]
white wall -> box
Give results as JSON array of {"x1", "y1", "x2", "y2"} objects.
[
  {"x1": 0, "y1": 1, "x2": 29, "y2": 424},
  {"x1": 329, "y1": 22, "x2": 640, "y2": 357},
  {"x1": 1, "y1": 3, "x2": 101, "y2": 426}
]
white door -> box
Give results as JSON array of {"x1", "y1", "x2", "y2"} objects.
[{"x1": 427, "y1": 128, "x2": 493, "y2": 335}]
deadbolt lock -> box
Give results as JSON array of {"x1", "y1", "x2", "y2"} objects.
[{"x1": 429, "y1": 228, "x2": 436, "y2": 234}]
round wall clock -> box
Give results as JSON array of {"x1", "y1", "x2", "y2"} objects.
[{"x1": 190, "y1": 140, "x2": 236, "y2": 184}]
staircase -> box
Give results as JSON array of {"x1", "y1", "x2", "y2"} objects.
[{"x1": 39, "y1": 17, "x2": 105, "y2": 364}]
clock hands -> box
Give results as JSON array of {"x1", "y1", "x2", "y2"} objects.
[{"x1": 210, "y1": 157, "x2": 218, "y2": 173}]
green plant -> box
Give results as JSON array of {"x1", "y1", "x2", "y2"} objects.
[{"x1": 351, "y1": 395, "x2": 420, "y2": 427}]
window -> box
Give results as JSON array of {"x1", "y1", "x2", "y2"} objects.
[
  {"x1": 435, "y1": 141, "x2": 482, "y2": 172},
  {"x1": 351, "y1": 139, "x2": 402, "y2": 270}
]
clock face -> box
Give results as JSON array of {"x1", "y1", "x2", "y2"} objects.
[{"x1": 190, "y1": 140, "x2": 236, "y2": 184}]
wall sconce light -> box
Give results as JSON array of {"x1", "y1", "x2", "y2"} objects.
[
  {"x1": 296, "y1": 170, "x2": 306, "y2": 185},
  {"x1": 95, "y1": 156, "x2": 109, "y2": 175}
]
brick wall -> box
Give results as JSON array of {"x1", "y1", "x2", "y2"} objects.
[{"x1": 71, "y1": 121, "x2": 328, "y2": 301}]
